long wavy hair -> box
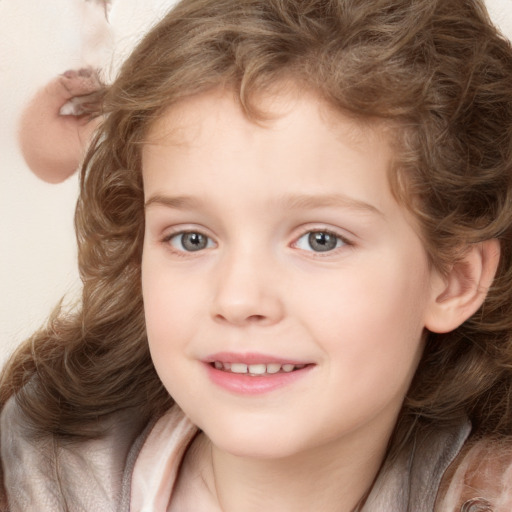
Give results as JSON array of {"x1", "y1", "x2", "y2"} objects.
[{"x1": 2, "y1": 0, "x2": 512, "y2": 458}]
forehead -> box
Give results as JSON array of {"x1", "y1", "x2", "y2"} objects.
[
  {"x1": 144, "y1": 87, "x2": 390, "y2": 150},
  {"x1": 141, "y1": 88, "x2": 403, "y2": 218}
]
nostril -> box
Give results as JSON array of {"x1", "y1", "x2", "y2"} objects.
[
  {"x1": 248, "y1": 315, "x2": 266, "y2": 322},
  {"x1": 211, "y1": 291, "x2": 284, "y2": 326},
  {"x1": 213, "y1": 313, "x2": 266, "y2": 323}
]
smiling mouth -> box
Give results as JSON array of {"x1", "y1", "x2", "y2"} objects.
[{"x1": 210, "y1": 362, "x2": 308, "y2": 375}]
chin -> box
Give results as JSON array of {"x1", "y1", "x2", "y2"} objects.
[{"x1": 203, "y1": 419, "x2": 307, "y2": 460}]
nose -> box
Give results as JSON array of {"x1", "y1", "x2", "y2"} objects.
[{"x1": 210, "y1": 248, "x2": 285, "y2": 327}]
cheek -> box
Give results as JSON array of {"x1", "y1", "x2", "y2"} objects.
[
  {"x1": 142, "y1": 263, "x2": 206, "y2": 365},
  {"x1": 299, "y1": 259, "x2": 429, "y2": 375},
  {"x1": 142, "y1": 274, "x2": 192, "y2": 398},
  {"x1": 142, "y1": 264, "x2": 180, "y2": 350}
]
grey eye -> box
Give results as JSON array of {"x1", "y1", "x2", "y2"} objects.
[
  {"x1": 295, "y1": 231, "x2": 344, "y2": 252},
  {"x1": 170, "y1": 232, "x2": 213, "y2": 252}
]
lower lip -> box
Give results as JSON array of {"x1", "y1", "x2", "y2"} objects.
[{"x1": 205, "y1": 363, "x2": 313, "y2": 395}]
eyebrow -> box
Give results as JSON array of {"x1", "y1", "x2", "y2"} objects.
[
  {"x1": 145, "y1": 194, "x2": 200, "y2": 210},
  {"x1": 274, "y1": 193, "x2": 382, "y2": 216},
  {"x1": 144, "y1": 193, "x2": 382, "y2": 216}
]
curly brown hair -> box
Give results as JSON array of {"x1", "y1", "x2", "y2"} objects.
[{"x1": 2, "y1": 0, "x2": 512, "y2": 459}]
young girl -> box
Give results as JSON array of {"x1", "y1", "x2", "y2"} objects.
[{"x1": 2, "y1": 0, "x2": 512, "y2": 510}]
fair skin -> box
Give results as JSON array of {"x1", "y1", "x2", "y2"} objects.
[
  {"x1": 18, "y1": 68, "x2": 102, "y2": 183},
  {"x1": 141, "y1": 88, "x2": 498, "y2": 511}
]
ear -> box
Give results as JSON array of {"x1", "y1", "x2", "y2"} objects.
[{"x1": 425, "y1": 239, "x2": 501, "y2": 333}]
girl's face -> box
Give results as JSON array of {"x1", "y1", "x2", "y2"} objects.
[{"x1": 141, "y1": 89, "x2": 441, "y2": 461}]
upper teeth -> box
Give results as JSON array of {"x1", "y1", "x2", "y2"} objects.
[{"x1": 213, "y1": 362, "x2": 305, "y2": 375}]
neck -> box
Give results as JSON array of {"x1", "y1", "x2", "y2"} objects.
[{"x1": 201, "y1": 431, "x2": 389, "y2": 512}]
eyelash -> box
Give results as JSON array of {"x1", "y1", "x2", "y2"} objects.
[
  {"x1": 162, "y1": 230, "x2": 216, "y2": 255},
  {"x1": 293, "y1": 230, "x2": 351, "y2": 254},
  {"x1": 161, "y1": 228, "x2": 352, "y2": 256}
]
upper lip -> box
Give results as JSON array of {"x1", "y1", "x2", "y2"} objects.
[{"x1": 204, "y1": 352, "x2": 311, "y2": 366}]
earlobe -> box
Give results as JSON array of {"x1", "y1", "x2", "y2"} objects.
[{"x1": 425, "y1": 239, "x2": 501, "y2": 334}]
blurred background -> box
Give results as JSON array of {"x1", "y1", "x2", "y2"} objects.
[
  {"x1": 1, "y1": 0, "x2": 511, "y2": 366},
  {"x1": 0, "y1": 0, "x2": 179, "y2": 365}
]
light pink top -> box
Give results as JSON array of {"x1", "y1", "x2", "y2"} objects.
[
  {"x1": 130, "y1": 406, "x2": 512, "y2": 511},
  {"x1": 130, "y1": 407, "x2": 197, "y2": 511}
]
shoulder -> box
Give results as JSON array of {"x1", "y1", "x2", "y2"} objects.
[
  {"x1": 0, "y1": 395, "x2": 153, "y2": 512},
  {"x1": 436, "y1": 434, "x2": 512, "y2": 511}
]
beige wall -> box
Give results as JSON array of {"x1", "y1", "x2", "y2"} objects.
[
  {"x1": 0, "y1": 0, "x2": 178, "y2": 365},
  {"x1": 1, "y1": 0, "x2": 511, "y2": 366}
]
